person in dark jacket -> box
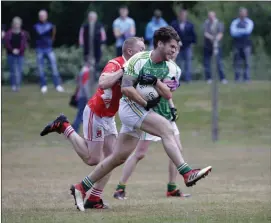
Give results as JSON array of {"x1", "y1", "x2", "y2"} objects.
[
  {"x1": 171, "y1": 9, "x2": 196, "y2": 83},
  {"x1": 4, "y1": 17, "x2": 28, "y2": 92},
  {"x1": 79, "y1": 11, "x2": 107, "y2": 74}
]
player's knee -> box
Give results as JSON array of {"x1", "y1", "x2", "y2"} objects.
[
  {"x1": 160, "y1": 123, "x2": 174, "y2": 138},
  {"x1": 135, "y1": 150, "x2": 146, "y2": 160},
  {"x1": 85, "y1": 156, "x2": 101, "y2": 166}
]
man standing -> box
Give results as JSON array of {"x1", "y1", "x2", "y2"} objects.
[
  {"x1": 33, "y1": 10, "x2": 64, "y2": 94},
  {"x1": 230, "y1": 7, "x2": 254, "y2": 82},
  {"x1": 79, "y1": 11, "x2": 107, "y2": 75},
  {"x1": 4, "y1": 17, "x2": 28, "y2": 92},
  {"x1": 145, "y1": 9, "x2": 168, "y2": 50},
  {"x1": 203, "y1": 11, "x2": 227, "y2": 84},
  {"x1": 171, "y1": 9, "x2": 196, "y2": 83},
  {"x1": 113, "y1": 5, "x2": 136, "y2": 57}
]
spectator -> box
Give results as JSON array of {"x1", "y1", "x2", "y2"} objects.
[
  {"x1": 72, "y1": 63, "x2": 91, "y2": 133},
  {"x1": 203, "y1": 11, "x2": 227, "y2": 84},
  {"x1": 33, "y1": 9, "x2": 64, "y2": 94},
  {"x1": 4, "y1": 17, "x2": 28, "y2": 92},
  {"x1": 113, "y1": 5, "x2": 136, "y2": 56},
  {"x1": 230, "y1": 7, "x2": 254, "y2": 82},
  {"x1": 79, "y1": 11, "x2": 107, "y2": 76},
  {"x1": 171, "y1": 9, "x2": 196, "y2": 83},
  {"x1": 145, "y1": 9, "x2": 168, "y2": 50}
]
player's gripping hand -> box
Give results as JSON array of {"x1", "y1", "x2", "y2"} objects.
[
  {"x1": 138, "y1": 74, "x2": 157, "y2": 85},
  {"x1": 144, "y1": 96, "x2": 161, "y2": 111},
  {"x1": 118, "y1": 67, "x2": 125, "y2": 82},
  {"x1": 170, "y1": 107, "x2": 179, "y2": 121},
  {"x1": 163, "y1": 77, "x2": 179, "y2": 91}
]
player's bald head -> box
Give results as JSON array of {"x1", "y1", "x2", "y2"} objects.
[
  {"x1": 122, "y1": 37, "x2": 145, "y2": 60},
  {"x1": 122, "y1": 37, "x2": 143, "y2": 51}
]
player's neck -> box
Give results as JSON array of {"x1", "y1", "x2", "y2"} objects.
[
  {"x1": 122, "y1": 54, "x2": 129, "y2": 61},
  {"x1": 150, "y1": 50, "x2": 163, "y2": 64}
]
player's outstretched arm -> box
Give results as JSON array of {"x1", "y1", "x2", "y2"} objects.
[{"x1": 98, "y1": 68, "x2": 124, "y2": 89}]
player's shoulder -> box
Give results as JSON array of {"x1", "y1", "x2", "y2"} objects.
[
  {"x1": 130, "y1": 51, "x2": 150, "y2": 62},
  {"x1": 124, "y1": 52, "x2": 150, "y2": 74},
  {"x1": 102, "y1": 57, "x2": 123, "y2": 73},
  {"x1": 166, "y1": 60, "x2": 179, "y2": 71},
  {"x1": 110, "y1": 56, "x2": 125, "y2": 67},
  {"x1": 165, "y1": 60, "x2": 181, "y2": 78}
]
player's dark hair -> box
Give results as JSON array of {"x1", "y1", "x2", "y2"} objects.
[{"x1": 153, "y1": 26, "x2": 180, "y2": 49}]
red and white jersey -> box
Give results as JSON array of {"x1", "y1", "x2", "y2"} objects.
[{"x1": 87, "y1": 56, "x2": 125, "y2": 117}]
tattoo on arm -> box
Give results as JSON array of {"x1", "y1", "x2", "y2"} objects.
[{"x1": 121, "y1": 75, "x2": 137, "y2": 88}]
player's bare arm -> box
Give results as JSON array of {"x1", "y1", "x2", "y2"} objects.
[
  {"x1": 137, "y1": 73, "x2": 171, "y2": 100},
  {"x1": 121, "y1": 75, "x2": 148, "y2": 107},
  {"x1": 98, "y1": 68, "x2": 124, "y2": 89},
  {"x1": 154, "y1": 79, "x2": 172, "y2": 100}
]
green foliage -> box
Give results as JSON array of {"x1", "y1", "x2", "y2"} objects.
[
  {"x1": 1, "y1": 45, "x2": 119, "y2": 84},
  {"x1": 2, "y1": 44, "x2": 271, "y2": 84}
]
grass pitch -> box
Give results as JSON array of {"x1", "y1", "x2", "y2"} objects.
[{"x1": 2, "y1": 81, "x2": 271, "y2": 223}]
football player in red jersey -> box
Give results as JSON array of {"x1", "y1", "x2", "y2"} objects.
[{"x1": 40, "y1": 37, "x2": 145, "y2": 210}]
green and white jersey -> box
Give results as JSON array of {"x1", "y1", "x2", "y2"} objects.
[{"x1": 123, "y1": 51, "x2": 181, "y2": 120}]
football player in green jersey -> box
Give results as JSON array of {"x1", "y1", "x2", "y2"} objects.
[{"x1": 113, "y1": 45, "x2": 191, "y2": 200}]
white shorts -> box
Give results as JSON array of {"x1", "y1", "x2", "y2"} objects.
[
  {"x1": 83, "y1": 105, "x2": 118, "y2": 141},
  {"x1": 140, "y1": 121, "x2": 179, "y2": 141},
  {"x1": 119, "y1": 98, "x2": 150, "y2": 138}
]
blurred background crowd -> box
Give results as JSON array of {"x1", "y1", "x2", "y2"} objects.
[{"x1": 1, "y1": 1, "x2": 271, "y2": 94}]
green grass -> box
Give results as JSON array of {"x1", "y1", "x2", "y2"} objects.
[{"x1": 2, "y1": 81, "x2": 271, "y2": 223}]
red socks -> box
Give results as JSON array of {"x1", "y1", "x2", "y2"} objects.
[
  {"x1": 88, "y1": 188, "x2": 103, "y2": 202},
  {"x1": 62, "y1": 123, "x2": 74, "y2": 138}
]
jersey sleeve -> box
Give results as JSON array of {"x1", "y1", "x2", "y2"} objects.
[
  {"x1": 176, "y1": 66, "x2": 182, "y2": 81},
  {"x1": 101, "y1": 62, "x2": 119, "y2": 75},
  {"x1": 123, "y1": 54, "x2": 142, "y2": 79},
  {"x1": 166, "y1": 61, "x2": 182, "y2": 80}
]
